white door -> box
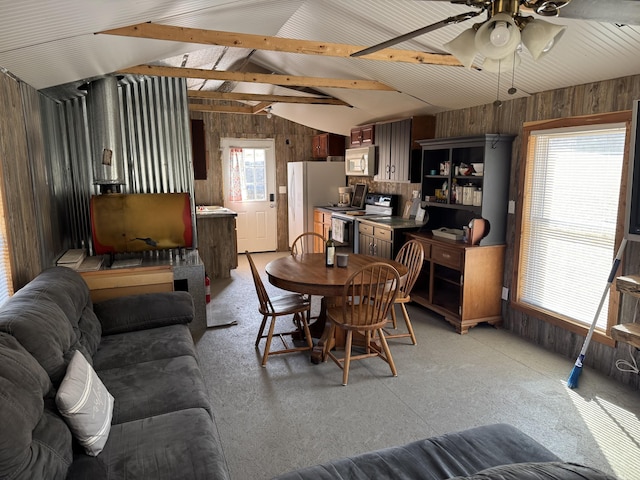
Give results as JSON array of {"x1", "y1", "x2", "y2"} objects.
[{"x1": 221, "y1": 138, "x2": 277, "y2": 253}]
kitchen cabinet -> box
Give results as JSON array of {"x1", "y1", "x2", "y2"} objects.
[
  {"x1": 350, "y1": 124, "x2": 375, "y2": 146},
  {"x1": 375, "y1": 115, "x2": 435, "y2": 182},
  {"x1": 196, "y1": 213, "x2": 238, "y2": 279},
  {"x1": 405, "y1": 232, "x2": 505, "y2": 334},
  {"x1": 418, "y1": 134, "x2": 514, "y2": 245},
  {"x1": 313, "y1": 209, "x2": 332, "y2": 252},
  {"x1": 358, "y1": 222, "x2": 393, "y2": 259},
  {"x1": 312, "y1": 133, "x2": 346, "y2": 158}
]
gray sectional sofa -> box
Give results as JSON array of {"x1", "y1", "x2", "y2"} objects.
[
  {"x1": 273, "y1": 423, "x2": 616, "y2": 480},
  {"x1": 0, "y1": 266, "x2": 229, "y2": 479},
  {"x1": 0, "y1": 266, "x2": 617, "y2": 480}
]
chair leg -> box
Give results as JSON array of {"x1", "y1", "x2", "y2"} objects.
[
  {"x1": 342, "y1": 330, "x2": 353, "y2": 386},
  {"x1": 390, "y1": 304, "x2": 398, "y2": 329},
  {"x1": 377, "y1": 329, "x2": 397, "y2": 377},
  {"x1": 401, "y1": 304, "x2": 417, "y2": 345},
  {"x1": 301, "y1": 310, "x2": 314, "y2": 350},
  {"x1": 261, "y1": 315, "x2": 277, "y2": 367},
  {"x1": 255, "y1": 314, "x2": 269, "y2": 348}
]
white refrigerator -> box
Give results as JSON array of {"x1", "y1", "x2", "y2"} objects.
[{"x1": 287, "y1": 161, "x2": 346, "y2": 248}]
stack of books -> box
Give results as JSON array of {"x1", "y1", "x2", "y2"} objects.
[{"x1": 56, "y1": 249, "x2": 86, "y2": 270}]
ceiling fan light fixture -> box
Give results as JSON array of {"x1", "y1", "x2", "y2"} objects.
[
  {"x1": 521, "y1": 18, "x2": 566, "y2": 61},
  {"x1": 482, "y1": 51, "x2": 521, "y2": 73},
  {"x1": 443, "y1": 27, "x2": 478, "y2": 69},
  {"x1": 475, "y1": 13, "x2": 522, "y2": 60}
]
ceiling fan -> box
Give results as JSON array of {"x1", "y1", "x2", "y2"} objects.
[{"x1": 351, "y1": 0, "x2": 639, "y2": 72}]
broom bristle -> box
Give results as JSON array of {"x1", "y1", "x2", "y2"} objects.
[{"x1": 567, "y1": 364, "x2": 582, "y2": 389}]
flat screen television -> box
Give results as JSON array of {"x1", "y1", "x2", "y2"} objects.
[{"x1": 625, "y1": 99, "x2": 640, "y2": 242}]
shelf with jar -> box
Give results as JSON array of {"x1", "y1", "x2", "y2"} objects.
[{"x1": 417, "y1": 134, "x2": 514, "y2": 246}]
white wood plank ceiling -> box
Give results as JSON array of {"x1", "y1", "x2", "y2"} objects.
[{"x1": 1, "y1": 0, "x2": 639, "y2": 135}]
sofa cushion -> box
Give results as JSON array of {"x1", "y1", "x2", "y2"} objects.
[
  {"x1": 450, "y1": 461, "x2": 617, "y2": 479},
  {"x1": 94, "y1": 291, "x2": 194, "y2": 335},
  {"x1": 97, "y1": 355, "x2": 212, "y2": 424},
  {"x1": 0, "y1": 296, "x2": 79, "y2": 385},
  {"x1": 92, "y1": 324, "x2": 197, "y2": 371},
  {"x1": 67, "y1": 408, "x2": 230, "y2": 480},
  {"x1": 0, "y1": 266, "x2": 103, "y2": 386},
  {"x1": 56, "y1": 351, "x2": 114, "y2": 456},
  {"x1": 0, "y1": 332, "x2": 72, "y2": 479},
  {"x1": 15, "y1": 266, "x2": 102, "y2": 357},
  {"x1": 271, "y1": 424, "x2": 561, "y2": 480}
]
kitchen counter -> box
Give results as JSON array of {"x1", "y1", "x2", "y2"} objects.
[
  {"x1": 195, "y1": 207, "x2": 238, "y2": 279},
  {"x1": 357, "y1": 216, "x2": 428, "y2": 229},
  {"x1": 195, "y1": 205, "x2": 238, "y2": 217}
]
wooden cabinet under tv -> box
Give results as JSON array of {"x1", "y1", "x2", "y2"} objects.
[{"x1": 405, "y1": 232, "x2": 505, "y2": 334}]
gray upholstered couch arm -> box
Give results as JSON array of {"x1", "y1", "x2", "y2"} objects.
[{"x1": 93, "y1": 291, "x2": 194, "y2": 335}]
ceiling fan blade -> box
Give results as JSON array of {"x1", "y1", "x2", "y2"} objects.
[
  {"x1": 351, "y1": 11, "x2": 482, "y2": 58},
  {"x1": 556, "y1": 0, "x2": 640, "y2": 25}
]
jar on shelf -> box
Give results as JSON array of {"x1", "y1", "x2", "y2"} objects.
[
  {"x1": 472, "y1": 188, "x2": 483, "y2": 206},
  {"x1": 462, "y1": 184, "x2": 476, "y2": 205}
]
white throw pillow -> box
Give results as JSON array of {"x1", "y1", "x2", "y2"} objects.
[{"x1": 55, "y1": 350, "x2": 114, "y2": 456}]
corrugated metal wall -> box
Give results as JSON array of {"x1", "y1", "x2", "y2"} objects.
[{"x1": 40, "y1": 76, "x2": 195, "y2": 255}]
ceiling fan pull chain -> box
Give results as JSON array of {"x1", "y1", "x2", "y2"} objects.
[
  {"x1": 493, "y1": 59, "x2": 503, "y2": 107},
  {"x1": 508, "y1": 50, "x2": 518, "y2": 95}
]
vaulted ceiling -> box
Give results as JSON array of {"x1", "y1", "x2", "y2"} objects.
[{"x1": 1, "y1": 0, "x2": 639, "y2": 135}]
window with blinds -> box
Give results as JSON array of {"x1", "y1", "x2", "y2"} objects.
[
  {"x1": 0, "y1": 190, "x2": 13, "y2": 306},
  {"x1": 518, "y1": 123, "x2": 626, "y2": 335}
]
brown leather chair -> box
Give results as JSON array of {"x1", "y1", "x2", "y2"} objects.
[
  {"x1": 326, "y1": 262, "x2": 400, "y2": 385},
  {"x1": 246, "y1": 251, "x2": 313, "y2": 366},
  {"x1": 383, "y1": 239, "x2": 424, "y2": 345}
]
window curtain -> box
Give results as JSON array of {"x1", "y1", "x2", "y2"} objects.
[{"x1": 229, "y1": 148, "x2": 244, "y2": 202}]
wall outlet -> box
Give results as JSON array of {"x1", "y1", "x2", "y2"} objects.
[
  {"x1": 502, "y1": 287, "x2": 509, "y2": 301},
  {"x1": 508, "y1": 200, "x2": 515, "y2": 214}
]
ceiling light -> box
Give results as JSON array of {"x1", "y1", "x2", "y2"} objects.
[
  {"x1": 444, "y1": 12, "x2": 565, "y2": 70},
  {"x1": 265, "y1": 106, "x2": 273, "y2": 119},
  {"x1": 482, "y1": 51, "x2": 521, "y2": 73},
  {"x1": 443, "y1": 28, "x2": 478, "y2": 69},
  {"x1": 475, "y1": 13, "x2": 522, "y2": 60},
  {"x1": 521, "y1": 18, "x2": 566, "y2": 60}
]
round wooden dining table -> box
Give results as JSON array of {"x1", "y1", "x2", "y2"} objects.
[{"x1": 265, "y1": 252, "x2": 407, "y2": 363}]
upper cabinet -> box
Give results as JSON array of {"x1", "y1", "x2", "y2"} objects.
[
  {"x1": 312, "y1": 133, "x2": 347, "y2": 158},
  {"x1": 350, "y1": 124, "x2": 375, "y2": 147},
  {"x1": 418, "y1": 134, "x2": 515, "y2": 245},
  {"x1": 374, "y1": 115, "x2": 435, "y2": 183}
]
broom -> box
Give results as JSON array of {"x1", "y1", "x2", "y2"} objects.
[{"x1": 567, "y1": 238, "x2": 627, "y2": 389}]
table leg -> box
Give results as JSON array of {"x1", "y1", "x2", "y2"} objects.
[{"x1": 310, "y1": 296, "x2": 345, "y2": 364}]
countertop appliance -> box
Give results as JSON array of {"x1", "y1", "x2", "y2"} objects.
[{"x1": 287, "y1": 161, "x2": 346, "y2": 248}]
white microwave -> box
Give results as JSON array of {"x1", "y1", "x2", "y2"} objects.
[{"x1": 345, "y1": 146, "x2": 376, "y2": 176}]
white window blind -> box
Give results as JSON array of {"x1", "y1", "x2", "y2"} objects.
[
  {"x1": 520, "y1": 124, "x2": 626, "y2": 330},
  {"x1": 0, "y1": 189, "x2": 13, "y2": 306}
]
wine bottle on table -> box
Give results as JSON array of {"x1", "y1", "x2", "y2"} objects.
[{"x1": 326, "y1": 229, "x2": 335, "y2": 267}]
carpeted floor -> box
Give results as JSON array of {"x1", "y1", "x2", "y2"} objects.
[{"x1": 194, "y1": 252, "x2": 640, "y2": 480}]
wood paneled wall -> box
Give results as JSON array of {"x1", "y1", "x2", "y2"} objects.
[
  {"x1": 191, "y1": 110, "x2": 321, "y2": 252},
  {"x1": 0, "y1": 71, "x2": 58, "y2": 289},
  {"x1": 435, "y1": 74, "x2": 640, "y2": 390}
]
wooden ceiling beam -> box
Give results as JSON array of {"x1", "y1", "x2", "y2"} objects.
[
  {"x1": 118, "y1": 65, "x2": 397, "y2": 91},
  {"x1": 189, "y1": 103, "x2": 260, "y2": 114},
  {"x1": 100, "y1": 23, "x2": 463, "y2": 67},
  {"x1": 187, "y1": 90, "x2": 351, "y2": 106}
]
